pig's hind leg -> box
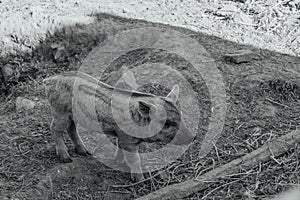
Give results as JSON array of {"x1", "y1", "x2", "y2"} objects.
[{"x1": 50, "y1": 113, "x2": 72, "y2": 163}]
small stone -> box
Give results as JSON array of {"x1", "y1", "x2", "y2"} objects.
[
  {"x1": 1, "y1": 64, "x2": 15, "y2": 82},
  {"x1": 51, "y1": 43, "x2": 67, "y2": 63},
  {"x1": 54, "y1": 48, "x2": 67, "y2": 63},
  {"x1": 15, "y1": 97, "x2": 35, "y2": 111},
  {"x1": 158, "y1": 171, "x2": 169, "y2": 181},
  {"x1": 50, "y1": 43, "x2": 59, "y2": 49},
  {"x1": 236, "y1": 12, "x2": 253, "y2": 24},
  {"x1": 223, "y1": 49, "x2": 259, "y2": 64}
]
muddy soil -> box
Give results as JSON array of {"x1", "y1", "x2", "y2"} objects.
[{"x1": 0, "y1": 13, "x2": 300, "y2": 199}]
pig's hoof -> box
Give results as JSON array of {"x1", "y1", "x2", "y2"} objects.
[
  {"x1": 57, "y1": 151, "x2": 72, "y2": 163},
  {"x1": 131, "y1": 173, "x2": 145, "y2": 182},
  {"x1": 75, "y1": 146, "x2": 92, "y2": 156}
]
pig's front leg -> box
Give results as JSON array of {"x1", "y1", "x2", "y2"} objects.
[
  {"x1": 66, "y1": 119, "x2": 91, "y2": 156},
  {"x1": 114, "y1": 140, "x2": 125, "y2": 164},
  {"x1": 118, "y1": 141, "x2": 144, "y2": 182}
]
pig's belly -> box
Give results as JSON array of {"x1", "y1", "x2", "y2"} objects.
[{"x1": 72, "y1": 100, "x2": 102, "y2": 132}]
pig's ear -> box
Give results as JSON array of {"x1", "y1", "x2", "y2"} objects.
[
  {"x1": 121, "y1": 70, "x2": 138, "y2": 89},
  {"x1": 136, "y1": 101, "x2": 156, "y2": 118},
  {"x1": 166, "y1": 84, "x2": 179, "y2": 103}
]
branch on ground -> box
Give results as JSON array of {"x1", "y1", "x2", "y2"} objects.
[{"x1": 136, "y1": 129, "x2": 300, "y2": 200}]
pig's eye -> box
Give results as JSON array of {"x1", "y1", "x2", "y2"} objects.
[{"x1": 164, "y1": 120, "x2": 177, "y2": 128}]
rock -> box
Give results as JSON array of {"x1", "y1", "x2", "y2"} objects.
[
  {"x1": 54, "y1": 48, "x2": 67, "y2": 63},
  {"x1": 50, "y1": 43, "x2": 59, "y2": 49},
  {"x1": 235, "y1": 12, "x2": 253, "y2": 24},
  {"x1": 1, "y1": 64, "x2": 15, "y2": 82},
  {"x1": 223, "y1": 49, "x2": 259, "y2": 64},
  {"x1": 51, "y1": 43, "x2": 67, "y2": 63},
  {"x1": 15, "y1": 97, "x2": 35, "y2": 111},
  {"x1": 158, "y1": 171, "x2": 169, "y2": 181}
]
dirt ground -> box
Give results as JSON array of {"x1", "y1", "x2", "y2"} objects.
[{"x1": 0, "y1": 13, "x2": 300, "y2": 199}]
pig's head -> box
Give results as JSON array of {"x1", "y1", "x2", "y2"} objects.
[{"x1": 130, "y1": 85, "x2": 195, "y2": 145}]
